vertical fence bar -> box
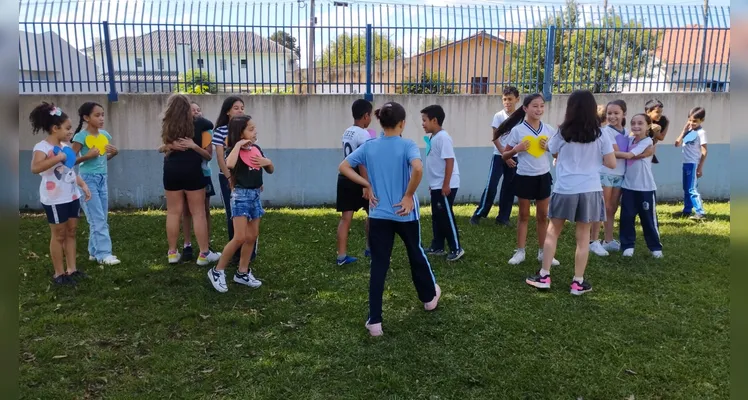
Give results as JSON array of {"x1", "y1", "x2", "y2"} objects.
[
  {"x1": 542, "y1": 25, "x2": 556, "y2": 101},
  {"x1": 102, "y1": 21, "x2": 118, "y2": 101},
  {"x1": 365, "y1": 23, "x2": 373, "y2": 101},
  {"x1": 697, "y1": 4, "x2": 709, "y2": 90}
]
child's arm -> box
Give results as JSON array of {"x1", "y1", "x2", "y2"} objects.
[
  {"x1": 105, "y1": 144, "x2": 119, "y2": 160},
  {"x1": 181, "y1": 138, "x2": 212, "y2": 161},
  {"x1": 632, "y1": 145, "x2": 655, "y2": 160},
  {"x1": 503, "y1": 139, "x2": 529, "y2": 161},
  {"x1": 492, "y1": 128, "x2": 503, "y2": 153},
  {"x1": 225, "y1": 142, "x2": 246, "y2": 170},
  {"x1": 339, "y1": 160, "x2": 369, "y2": 189},
  {"x1": 76, "y1": 175, "x2": 91, "y2": 201},
  {"x1": 215, "y1": 145, "x2": 231, "y2": 178},
  {"x1": 674, "y1": 123, "x2": 689, "y2": 147},
  {"x1": 70, "y1": 142, "x2": 100, "y2": 165},
  {"x1": 394, "y1": 159, "x2": 423, "y2": 216},
  {"x1": 31, "y1": 150, "x2": 66, "y2": 174},
  {"x1": 442, "y1": 158, "x2": 454, "y2": 196},
  {"x1": 697, "y1": 144, "x2": 707, "y2": 177}
]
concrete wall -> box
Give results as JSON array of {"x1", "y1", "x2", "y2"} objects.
[{"x1": 19, "y1": 92, "x2": 730, "y2": 209}]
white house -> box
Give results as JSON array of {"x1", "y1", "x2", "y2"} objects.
[
  {"x1": 19, "y1": 30, "x2": 105, "y2": 94},
  {"x1": 86, "y1": 30, "x2": 295, "y2": 93}
]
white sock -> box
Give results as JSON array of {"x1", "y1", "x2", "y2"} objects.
[
  {"x1": 539, "y1": 269, "x2": 550, "y2": 277},
  {"x1": 573, "y1": 276, "x2": 584, "y2": 284},
  {"x1": 184, "y1": 242, "x2": 191, "y2": 248}
]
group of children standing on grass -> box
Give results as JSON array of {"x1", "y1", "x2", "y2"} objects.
[{"x1": 28, "y1": 88, "x2": 709, "y2": 336}]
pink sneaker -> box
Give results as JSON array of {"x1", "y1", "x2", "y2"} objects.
[
  {"x1": 424, "y1": 284, "x2": 441, "y2": 311},
  {"x1": 365, "y1": 321, "x2": 383, "y2": 337}
]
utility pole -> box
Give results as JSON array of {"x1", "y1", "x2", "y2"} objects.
[
  {"x1": 697, "y1": 0, "x2": 709, "y2": 91},
  {"x1": 307, "y1": 0, "x2": 316, "y2": 94}
]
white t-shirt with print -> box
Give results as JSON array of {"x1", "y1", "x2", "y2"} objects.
[
  {"x1": 33, "y1": 140, "x2": 81, "y2": 206},
  {"x1": 622, "y1": 137, "x2": 656, "y2": 192},
  {"x1": 682, "y1": 128, "x2": 707, "y2": 165},
  {"x1": 491, "y1": 109, "x2": 511, "y2": 155},
  {"x1": 599, "y1": 125, "x2": 627, "y2": 177},
  {"x1": 342, "y1": 126, "x2": 371, "y2": 159},
  {"x1": 506, "y1": 121, "x2": 555, "y2": 177},
  {"x1": 550, "y1": 130, "x2": 614, "y2": 195},
  {"x1": 425, "y1": 130, "x2": 460, "y2": 190}
]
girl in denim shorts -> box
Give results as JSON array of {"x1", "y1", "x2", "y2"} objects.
[{"x1": 207, "y1": 115, "x2": 274, "y2": 293}]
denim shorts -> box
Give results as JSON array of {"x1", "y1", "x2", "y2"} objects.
[
  {"x1": 230, "y1": 188, "x2": 264, "y2": 220},
  {"x1": 600, "y1": 174, "x2": 624, "y2": 188}
]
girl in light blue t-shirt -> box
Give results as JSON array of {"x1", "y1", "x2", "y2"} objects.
[{"x1": 71, "y1": 102, "x2": 121, "y2": 266}]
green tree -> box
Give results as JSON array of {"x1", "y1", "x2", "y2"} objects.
[
  {"x1": 319, "y1": 32, "x2": 403, "y2": 67},
  {"x1": 397, "y1": 72, "x2": 458, "y2": 94},
  {"x1": 270, "y1": 30, "x2": 300, "y2": 57},
  {"x1": 174, "y1": 69, "x2": 217, "y2": 94},
  {"x1": 419, "y1": 36, "x2": 452, "y2": 52},
  {"x1": 507, "y1": 0, "x2": 659, "y2": 94}
]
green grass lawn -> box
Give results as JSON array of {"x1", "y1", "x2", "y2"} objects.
[{"x1": 18, "y1": 202, "x2": 730, "y2": 399}]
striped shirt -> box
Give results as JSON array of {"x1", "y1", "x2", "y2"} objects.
[{"x1": 212, "y1": 125, "x2": 229, "y2": 149}]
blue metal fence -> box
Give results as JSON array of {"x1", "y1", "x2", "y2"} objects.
[{"x1": 18, "y1": 0, "x2": 730, "y2": 100}]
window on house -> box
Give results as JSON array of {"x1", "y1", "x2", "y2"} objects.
[
  {"x1": 135, "y1": 58, "x2": 143, "y2": 68},
  {"x1": 240, "y1": 59, "x2": 247, "y2": 69},
  {"x1": 220, "y1": 59, "x2": 227, "y2": 71},
  {"x1": 197, "y1": 58, "x2": 204, "y2": 68},
  {"x1": 157, "y1": 58, "x2": 164, "y2": 70},
  {"x1": 471, "y1": 77, "x2": 488, "y2": 94}
]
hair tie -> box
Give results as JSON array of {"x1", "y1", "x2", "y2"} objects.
[{"x1": 49, "y1": 107, "x2": 62, "y2": 116}]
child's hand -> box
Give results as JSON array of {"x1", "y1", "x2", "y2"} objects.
[
  {"x1": 441, "y1": 183, "x2": 451, "y2": 197},
  {"x1": 539, "y1": 137, "x2": 548, "y2": 150},
  {"x1": 56, "y1": 152, "x2": 67, "y2": 163},
  {"x1": 514, "y1": 139, "x2": 530, "y2": 152},
  {"x1": 252, "y1": 156, "x2": 272, "y2": 168},
  {"x1": 178, "y1": 138, "x2": 198, "y2": 150},
  {"x1": 363, "y1": 187, "x2": 378, "y2": 207},
  {"x1": 88, "y1": 146, "x2": 100, "y2": 158},
  {"x1": 394, "y1": 195, "x2": 415, "y2": 216},
  {"x1": 81, "y1": 185, "x2": 92, "y2": 201},
  {"x1": 236, "y1": 139, "x2": 252, "y2": 148},
  {"x1": 697, "y1": 167, "x2": 703, "y2": 178},
  {"x1": 171, "y1": 140, "x2": 189, "y2": 152},
  {"x1": 105, "y1": 144, "x2": 118, "y2": 155},
  {"x1": 505, "y1": 158, "x2": 517, "y2": 168},
  {"x1": 621, "y1": 152, "x2": 634, "y2": 160},
  {"x1": 674, "y1": 138, "x2": 682, "y2": 147}
]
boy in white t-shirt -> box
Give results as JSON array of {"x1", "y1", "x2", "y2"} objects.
[
  {"x1": 421, "y1": 105, "x2": 464, "y2": 262},
  {"x1": 336, "y1": 99, "x2": 374, "y2": 265},
  {"x1": 674, "y1": 107, "x2": 708, "y2": 220},
  {"x1": 471, "y1": 86, "x2": 519, "y2": 226}
]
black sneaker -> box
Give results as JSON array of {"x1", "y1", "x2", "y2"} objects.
[
  {"x1": 52, "y1": 274, "x2": 76, "y2": 286},
  {"x1": 424, "y1": 248, "x2": 446, "y2": 256},
  {"x1": 182, "y1": 245, "x2": 194, "y2": 261},
  {"x1": 68, "y1": 270, "x2": 88, "y2": 281},
  {"x1": 469, "y1": 215, "x2": 481, "y2": 226},
  {"x1": 495, "y1": 219, "x2": 512, "y2": 227},
  {"x1": 446, "y1": 248, "x2": 465, "y2": 262},
  {"x1": 570, "y1": 280, "x2": 592, "y2": 296}
]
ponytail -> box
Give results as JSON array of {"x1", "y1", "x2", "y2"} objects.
[
  {"x1": 74, "y1": 118, "x2": 85, "y2": 134},
  {"x1": 494, "y1": 108, "x2": 526, "y2": 141},
  {"x1": 494, "y1": 93, "x2": 543, "y2": 141}
]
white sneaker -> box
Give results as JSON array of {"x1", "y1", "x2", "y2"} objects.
[
  {"x1": 207, "y1": 267, "x2": 228, "y2": 293},
  {"x1": 365, "y1": 321, "x2": 383, "y2": 337},
  {"x1": 537, "y1": 250, "x2": 560, "y2": 266},
  {"x1": 589, "y1": 241, "x2": 609, "y2": 257},
  {"x1": 508, "y1": 249, "x2": 526, "y2": 265},
  {"x1": 233, "y1": 269, "x2": 262, "y2": 288},
  {"x1": 651, "y1": 250, "x2": 664, "y2": 259},
  {"x1": 197, "y1": 250, "x2": 222, "y2": 266},
  {"x1": 622, "y1": 248, "x2": 634, "y2": 257},
  {"x1": 88, "y1": 255, "x2": 96, "y2": 261},
  {"x1": 602, "y1": 240, "x2": 621, "y2": 252},
  {"x1": 100, "y1": 255, "x2": 121, "y2": 265}
]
